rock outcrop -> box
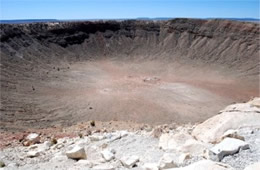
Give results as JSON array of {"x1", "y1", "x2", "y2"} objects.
[
  {"x1": 192, "y1": 98, "x2": 260, "y2": 144},
  {"x1": 209, "y1": 138, "x2": 249, "y2": 161}
]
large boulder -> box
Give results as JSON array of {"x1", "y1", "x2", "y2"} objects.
[
  {"x1": 159, "y1": 133, "x2": 209, "y2": 156},
  {"x1": 66, "y1": 146, "x2": 87, "y2": 160},
  {"x1": 159, "y1": 133, "x2": 194, "y2": 150},
  {"x1": 192, "y1": 100, "x2": 260, "y2": 144},
  {"x1": 101, "y1": 149, "x2": 115, "y2": 161},
  {"x1": 167, "y1": 160, "x2": 234, "y2": 170},
  {"x1": 209, "y1": 137, "x2": 249, "y2": 161},
  {"x1": 179, "y1": 139, "x2": 210, "y2": 156}
]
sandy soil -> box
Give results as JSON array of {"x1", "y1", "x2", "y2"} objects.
[{"x1": 1, "y1": 59, "x2": 258, "y2": 132}]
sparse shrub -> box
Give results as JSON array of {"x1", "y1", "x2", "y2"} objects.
[
  {"x1": 78, "y1": 133, "x2": 83, "y2": 138},
  {"x1": 0, "y1": 161, "x2": 5, "y2": 167},
  {"x1": 90, "y1": 120, "x2": 95, "y2": 127},
  {"x1": 51, "y1": 138, "x2": 57, "y2": 145}
]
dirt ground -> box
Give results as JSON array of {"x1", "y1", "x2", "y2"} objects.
[{"x1": 1, "y1": 59, "x2": 258, "y2": 133}]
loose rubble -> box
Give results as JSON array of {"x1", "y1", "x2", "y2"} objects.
[{"x1": 0, "y1": 98, "x2": 259, "y2": 170}]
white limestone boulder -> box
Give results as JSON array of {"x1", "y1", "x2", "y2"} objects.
[
  {"x1": 159, "y1": 133, "x2": 209, "y2": 156},
  {"x1": 209, "y1": 137, "x2": 249, "y2": 161},
  {"x1": 26, "y1": 133, "x2": 40, "y2": 142},
  {"x1": 101, "y1": 149, "x2": 115, "y2": 161},
  {"x1": 179, "y1": 139, "x2": 210, "y2": 156},
  {"x1": 24, "y1": 133, "x2": 40, "y2": 145},
  {"x1": 120, "y1": 155, "x2": 139, "y2": 168},
  {"x1": 192, "y1": 102, "x2": 260, "y2": 143},
  {"x1": 66, "y1": 146, "x2": 86, "y2": 160},
  {"x1": 159, "y1": 133, "x2": 194, "y2": 150},
  {"x1": 27, "y1": 151, "x2": 40, "y2": 158}
]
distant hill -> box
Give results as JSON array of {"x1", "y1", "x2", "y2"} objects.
[
  {"x1": 0, "y1": 18, "x2": 259, "y2": 24},
  {"x1": 137, "y1": 17, "x2": 260, "y2": 22},
  {"x1": 208, "y1": 18, "x2": 260, "y2": 22},
  {"x1": 0, "y1": 19, "x2": 59, "y2": 24}
]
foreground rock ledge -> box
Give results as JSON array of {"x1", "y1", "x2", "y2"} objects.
[
  {"x1": 192, "y1": 98, "x2": 260, "y2": 144},
  {"x1": 0, "y1": 98, "x2": 259, "y2": 170}
]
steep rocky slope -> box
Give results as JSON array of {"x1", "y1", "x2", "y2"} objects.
[{"x1": 0, "y1": 19, "x2": 259, "y2": 131}]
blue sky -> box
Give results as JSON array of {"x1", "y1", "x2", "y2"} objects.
[{"x1": 0, "y1": 0, "x2": 259, "y2": 20}]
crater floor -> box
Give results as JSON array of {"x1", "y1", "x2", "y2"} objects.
[{"x1": 2, "y1": 59, "x2": 258, "y2": 131}]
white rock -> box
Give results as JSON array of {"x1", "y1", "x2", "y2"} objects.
[
  {"x1": 89, "y1": 134, "x2": 105, "y2": 141},
  {"x1": 209, "y1": 137, "x2": 249, "y2": 161},
  {"x1": 107, "y1": 132, "x2": 121, "y2": 142},
  {"x1": 221, "y1": 100, "x2": 260, "y2": 113},
  {"x1": 37, "y1": 141, "x2": 52, "y2": 152},
  {"x1": 159, "y1": 132, "x2": 208, "y2": 157},
  {"x1": 178, "y1": 153, "x2": 191, "y2": 164},
  {"x1": 167, "y1": 160, "x2": 234, "y2": 170},
  {"x1": 92, "y1": 163, "x2": 115, "y2": 170},
  {"x1": 121, "y1": 155, "x2": 139, "y2": 168},
  {"x1": 44, "y1": 141, "x2": 52, "y2": 147},
  {"x1": 101, "y1": 149, "x2": 115, "y2": 161},
  {"x1": 142, "y1": 163, "x2": 159, "y2": 170},
  {"x1": 159, "y1": 133, "x2": 194, "y2": 150},
  {"x1": 179, "y1": 139, "x2": 210, "y2": 156},
  {"x1": 120, "y1": 130, "x2": 129, "y2": 137},
  {"x1": 248, "y1": 98, "x2": 260, "y2": 108},
  {"x1": 26, "y1": 133, "x2": 39, "y2": 141},
  {"x1": 159, "y1": 153, "x2": 177, "y2": 169},
  {"x1": 244, "y1": 162, "x2": 260, "y2": 170},
  {"x1": 55, "y1": 143, "x2": 64, "y2": 149},
  {"x1": 27, "y1": 151, "x2": 40, "y2": 158},
  {"x1": 86, "y1": 145, "x2": 106, "y2": 165},
  {"x1": 66, "y1": 146, "x2": 86, "y2": 160},
  {"x1": 192, "y1": 100, "x2": 260, "y2": 144},
  {"x1": 28, "y1": 144, "x2": 38, "y2": 150}
]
